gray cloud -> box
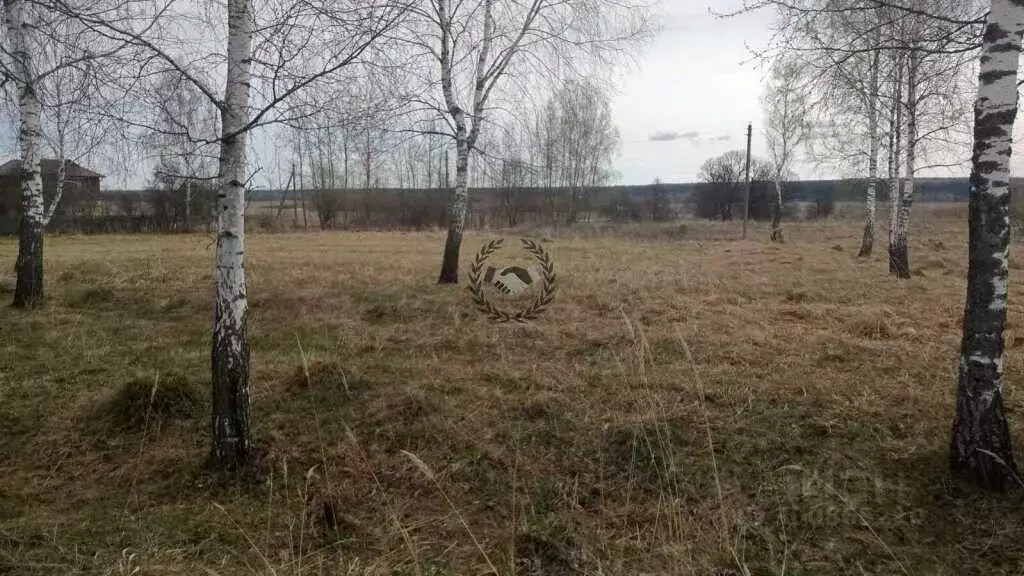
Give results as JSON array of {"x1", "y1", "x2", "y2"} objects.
[
  {"x1": 712, "y1": 135, "x2": 732, "y2": 142},
  {"x1": 649, "y1": 130, "x2": 699, "y2": 142}
]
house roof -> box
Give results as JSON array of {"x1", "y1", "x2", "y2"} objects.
[{"x1": 0, "y1": 159, "x2": 104, "y2": 179}]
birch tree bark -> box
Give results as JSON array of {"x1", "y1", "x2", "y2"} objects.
[
  {"x1": 770, "y1": 180, "x2": 784, "y2": 241},
  {"x1": 41, "y1": 157, "x2": 66, "y2": 228},
  {"x1": 892, "y1": 48, "x2": 917, "y2": 280},
  {"x1": 5, "y1": 0, "x2": 45, "y2": 309},
  {"x1": 888, "y1": 53, "x2": 903, "y2": 275},
  {"x1": 209, "y1": 0, "x2": 254, "y2": 473},
  {"x1": 949, "y1": 0, "x2": 1024, "y2": 491},
  {"x1": 439, "y1": 118, "x2": 470, "y2": 283},
  {"x1": 858, "y1": 47, "x2": 881, "y2": 257}
]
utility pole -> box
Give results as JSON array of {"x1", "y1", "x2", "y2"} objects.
[
  {"x1": 296, "y1": 137, "x2": 308, "y2": 231},
  {"x1": 743, "y1": 122, "x2": 752, "y2": 240},
  {"x1": 185, "y1": 180, "x2": 192, "y2": 233},
  {"x1": 291, "y1": 163, "x2": 298, "y2": 226}
]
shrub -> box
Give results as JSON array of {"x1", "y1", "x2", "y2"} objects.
[
  {"x1": 257, "y1": 213, "x2": 277, "y2": 232},
  {"x1": 806, "y1": 190, "x2": 836, "y2": 220},
  {"x1": 598, "y1": 190, "x2": 644, "y2": 222},
  {"x1": 782, "y1": 202, "x2": 804, "y2": 220}
]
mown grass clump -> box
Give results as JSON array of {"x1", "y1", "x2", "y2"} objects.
[
  {"x1": 283, "y1": 360, "x2": 352, "y2": 392},
  {"x1": 68, "y1": 285, "x2": 117, "y2": 307},
  {"x1": 100, "y1": 373, "x2": 203, "y2": 432}
]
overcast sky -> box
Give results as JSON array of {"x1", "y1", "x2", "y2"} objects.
[
  {"x1": 611, "y1": 1, "x2": 779, "y2": 185},
  {"x1": 2, "y1": 0, "x2": 1014, "y2": 188},
  {"x1": 609, "y1": 0, "x2": 996, "y2": 185}
]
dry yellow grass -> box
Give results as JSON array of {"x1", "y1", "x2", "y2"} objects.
[{"x1": 1, "y1": 216, "x2": 1024, "y2": 575}]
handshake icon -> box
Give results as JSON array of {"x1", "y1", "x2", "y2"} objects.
[{"x1": 482, "y1": 265, "x2": 538, "y2": 296}]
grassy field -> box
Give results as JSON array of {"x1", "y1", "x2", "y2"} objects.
[{"x1": 3, "y1": 214, "x2": 1024, "y2": 575}]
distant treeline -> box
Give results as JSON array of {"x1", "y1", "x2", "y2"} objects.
[
  {"x1": 0, "y1": 176, "x2": 986, "y2": 235},
  {"x1": 242, "y1": 177, "x2": 974, "y2": 205}
]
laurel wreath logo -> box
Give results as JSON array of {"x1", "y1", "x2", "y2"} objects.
[{"x1": 467, "y1": 238, "x2": 557, "y2": 323}]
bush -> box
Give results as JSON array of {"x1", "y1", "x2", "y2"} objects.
[
  {"x1": 599, "y1": 190, "x2": 645, "y2": 222},
  {"x1": 102, "y1": 373, "x2": 202, "y2": 432},
  {"x1": 692, "y1": 180, "x2": 777, "y2": 222},
  {"x1": 806, "y1": 196, "x2": 836, "y2": 220},
  {"x1": 257, "y1": 213, "x2": 277, "y2": 232},
  {"x1": 782, "y1": 202, "x2": 804, "y2": 221}
]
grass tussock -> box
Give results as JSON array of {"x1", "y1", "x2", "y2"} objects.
[
  {"x1": 1, "y1": 220, "x2": 1024, "y2": 575},
  {"x1": 100, "y1": 373, "x2": 203, "y2": 432}
]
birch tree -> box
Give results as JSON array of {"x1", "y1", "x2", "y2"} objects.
[
  {"x1": 1, "y1": 0, "x2": 125, "y2": 306},
  {"x1": 61, "y1": 0, "x2": 406, "y2": 475},
  {"x1": 398, "y1": 0, "x2": 653, "y2": 284},
  {"x1": 890, "y1": 47, "x2": 918, "y2": 279},
  {"x1": 786, "y1": 4, "x2": 890, "y2": 256},
  {"x1": 949, "y1": 0, "x2": 1024, "y2": 491},
  {"x1": 888, "y1": 51, "x2": 904, "y2": 275},
  {"x1": 857, "y1": 29, "x2": 882, "y2": 257},
  {"x1": 859, "y1": 44, "x2": 881, "y2": 256},
  {"x1": 738, "y1": 0, "x2": 983, "y2": 263},
  {"x1": 148, "y1": 71, "x2": 219, "y2": 232},
  {"x1": 554, "y1": 78, "x2": 620, "y2": 225},
  {"x1": 762, "y1": 56, "x2": 809, "y2": 243},
  {"x1": 37, "y1": 64, "x2": 106, "y2": 226},
  {"x1": 3, "y1": 0, "x2": 44, "y2": 308}
]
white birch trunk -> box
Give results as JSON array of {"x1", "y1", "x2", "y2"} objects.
[
  {"x1": 342, "y1": 136, "x2": 349, "y2": 226},
  {"x1": 210, "y1": 0, "x2": 254, "y2": 474},
  {"x1": 893, "y1": 49, "x2": 917, "y2": 280},
  {"x1": 888, "y1": 54, "x2": 903, "y2": 275},
  {"x1": 42, "y1": 157, "x2": 67, "y2": 228},
  {"x1": 6, "y1": 0, "x2": 45, "y2": 308},
  {"x1": 438, "y1": 0, "x2": 493, "y2": 284},
  {"x1": 949, "y1": 0, "x2": 1024, "y2": 491},
  {"x1": 859, "y1": 48, "x2": 880, "y2": 258},
  {"x1": 770, "y1": 178, "x2": 784, "y2": 242},
  {"x1": 439, "y1": 115, "x2": 470, "y2": 283},
  {"x1": 185, "y1": 180, "x2": 192, "y2": 232}
]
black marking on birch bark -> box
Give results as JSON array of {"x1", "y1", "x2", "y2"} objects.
[
  {"x1": 209, "y1": 303, "x2": 253, "y2": 475},
  {"x1": 439, "y1": 136, "x2": 470, "y2": 284},
  {"x1": 439, "y1": 228, "x2": 462, "y2": 284},
  {"x1": 981, "y1": 70, "x2": 1017, "y2": 85},
  {"x1": 988, "y1": 37, "x2": 1018, "y2": 52},
  {"x1": 984, "y1": 23, "x2": 1012, "y2": 44},
  {"x1": 976, "y1": 110, "x2": 1017, "y2": 141},
  {"x1": 12, "y1": 211, "x2": 42, "y2": 308},
  {"x1": 858, "y1": 220, "x2": 874, "y2": 257},
  {"x1": 950, "y1": 4, "x2": 1022, "y2": 491},
  {"x1": 890, "y1": 239, "x2": 910, "y2": 279},
  {"x1": 950, "y1": 353, "x2": 1017, "y2": 491},
  {"x1": 770, "y1": 188, "x2": 784, "y2": 243}
]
